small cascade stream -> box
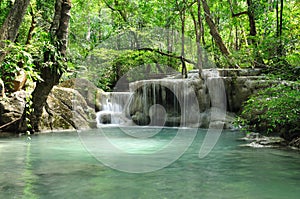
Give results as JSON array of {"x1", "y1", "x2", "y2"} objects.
[{"x1": 96, "y1": 92, "x2": 132, "y2": 126}]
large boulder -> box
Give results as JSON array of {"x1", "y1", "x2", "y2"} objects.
[
  {"x1": 59, "y1": 78, "x2": 104, "y2": 112},
  {"x1": 0, "y1": 79, "x2": 101, "y2": 133},
  {"x1": 40, "y1": 86, "x2": 96, "y2": 131}
]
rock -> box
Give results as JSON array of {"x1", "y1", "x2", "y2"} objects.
[
  {"x1": 237, "y1": 132, "x2": 264, "y2": 141},
  {"x1": 0, "y1": 78, "x2": 5, "y2": 98},
  {"x1": 59, "y1": 78, "x2": 104, "y2": 112},
  {"x1": 0, "y1": 91, "x2": 27, "y2": 130},
  {"x1": 239, "y1": 142, "x2": 271, "y2": 148},
  {"x1": 128, "y1": 79, "x2": 204, "y2": 127},
  {"x1": 131, "y1": 112, "x2": 150, "y2": 125},
  {"x1": 98, "y1": 112, "x2": 112, "y2": 124},
  {"x1": 289, "y1": 137, "x2": 300, "y2": 149},
  {"x1": 0, "y1": 79, "x2": 102, "y2": 133},
  {"x1": 127, "y1": 69, "x2": 273, "y2": 128},
  {"x1": 199, "y1": 111, "x2": 210, "y2": 128},
  {"x1": 40, "y1": 86, "x2": 96, "y2": 131},
  {"x1": 197, "y1": 110, "x2": 235, "y2": 129},
  {"x1": 217, "y1": 68, "x2": 262, "y2": 77},
  {"x1": 238, "y1": 132, "x2": 286, "y2": 148},
  {"x1": 13, "y1": 69, "x2": 27, "y2": 91},
  {"x1": 258, "y1": 137, "x2": 285, "y2": 146},
  {"x1": 165, "y1": 116, "x2": 180, "y2": 126}
]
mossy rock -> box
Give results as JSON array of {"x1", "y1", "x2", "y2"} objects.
[{"x1": 59, "y1": 78, "x2": 104, "y2": 111}]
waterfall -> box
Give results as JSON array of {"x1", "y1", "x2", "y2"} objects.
[
  {"x1": 128, "y1": 79, "x2": 200, "y2": 127},
  {"x1": 96, "y1": 69, "x2": 229, "y2": 128},
  {"x1": 96, "y1": 92, "x2": 132, "y2": 126}
]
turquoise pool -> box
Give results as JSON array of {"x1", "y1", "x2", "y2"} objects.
[{"x1": 0, "y1": 127, "x2": 299, "y2": 199}]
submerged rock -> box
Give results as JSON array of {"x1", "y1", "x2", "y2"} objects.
[
  {"x1": 132, "y1": 111, "x2": 150, "y2": 125},
  {"x1": 289, "y1": 138, "x2": 300, "y2": 149},
  {"x1": 238, "y1": 132, "x2": 286, "y2": 148},
  {"x1": 97, "y1": 112, "x2": 112, "y2": 124}
]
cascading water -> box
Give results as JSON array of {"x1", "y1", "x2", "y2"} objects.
[
  {"x1": 128, "y1": 79, "x2": 201, "y2": 127},
  {"x1": 96, "y1": 92, "x2": 132, "y2": 126},
  {"x1": 124, "y1": 69, "x2": 227, "y2": 128},
  {"x1": 96, "y1": 69, "x2": 227, "y2": 128}
]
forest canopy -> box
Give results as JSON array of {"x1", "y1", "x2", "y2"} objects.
[
  {"x1": 1, "y1": 0, "x2": 299, "y2": 89},
  {"x1": 0, "y1": 0, "x2": 299, "y2": 135}
]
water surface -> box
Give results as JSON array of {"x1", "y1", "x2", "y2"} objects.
[{"x1": 0, "y1": 128, "x2": 299, "y2": 199}]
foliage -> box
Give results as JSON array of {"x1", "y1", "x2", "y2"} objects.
[
  {"x1": 263, "y1": 57, "x2": 300, "y2": 81},
  {"x1": 0, "y1": 28, "x2": 67, "y2": 91},
  {"x1": 238, "y1": 82, "x2": 300, "y2": 140},
  {"x1": 0, "y1": 41, "x2": 41, "y2": 90},
  {"x1": 112, "y1": 50, "x2": 180, "y2": 74},
  {"x1": 0, "y1": 0, "x2": 68, "y2": 91},
  {"x1": 24, "y1": 90, "x2": 33, "y2": 134},
  {"x1": 79, "y1": 48, "x2": 180, "y2": 91},
  {"x1": 0, "y1": 0, "x2": 12, "y2": 26}
]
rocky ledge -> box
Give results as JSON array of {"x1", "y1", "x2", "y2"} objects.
[
  {"x1": 0, "y1": 78, "x2": 104, "y2": 133},
  {"x1": 238, "y1": 132, "x2": 300, "y2": 150}
]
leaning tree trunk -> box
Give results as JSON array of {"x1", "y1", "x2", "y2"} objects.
[
  {"x1": 190, "y1": 0, "x2": 203, "y2": 77},
  {"x1": 0, "y1": 0, "x2": 31, "y2": 62},
  {"x1": 19, "y1": 0, "x2": 72, "y2": 133},
  {"x1": 201, "y1": 0, "x2": 230, "y2": 57}
]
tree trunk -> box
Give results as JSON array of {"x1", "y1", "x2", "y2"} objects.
[
  {"x1": 190, "y1": 0, "x2": 203, "y2": 77},
  {"x1": 0, "y1": 0, "x2": 31, "y2": 62},
  {"x1": 19, "y1": 0, "x2": 72, "y2": 133},
  {"x1": 201, "y1": 0, "x2": 230, "y2": 56},
  {"x1": 180, "y1": 9, "x2": 187, "y2": 78},
  {"x1": 26, "y1": 5, "x2": 36, "y2": 45},
  {"x1": 197, "y1": 0, "x2": 204, "y2": 75},
  {"x1": 278, "y1": 0, "x2": 283, "y2": 56},
  {"x1": 246, "y1": 0, "x2": 257, "y2": 45},
  {"x1": 26, "y1": 67, "x2": 62, "y2": 132},
  {"x1": 276, "y1": 0, "x2": 279, "y2": 37},
  {"x1": 279, "y1": 0, "x2": 283, "y2": 37},
  {"x1": 176, "y1": 0, "x2": 188, "y2": 78},
  {"x1": 55, "y1": 0, "x2": 71, "y2": 56},
  {"x1": 235, "y1": 26, "x2": 239, "y2": 50}
]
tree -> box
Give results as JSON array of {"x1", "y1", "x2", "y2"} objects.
[
  {"x1": 19, "y1": 0, "x2": 72, "y2": 133},
  {"x1": 175, "y1": 0, "x2": 188, "y2": 78},
  {"x1": 276, "y1": 0, "x2": 284, "y2": 56},
  {"x1": 0, "y1": 0, "x2": 31, "y2": 62},
  {"x1": 246, "y1": 0, "x2": 257, "y2": 45},
  {"x1": 190, "y1": 0, "x2": 204, "y2": 76},
  {"x1": 201, "y1": 0, "x2": 230, "y2": 57},
  {"x1": 227, "y1": 0, "x2": 263, "y2": 66}
]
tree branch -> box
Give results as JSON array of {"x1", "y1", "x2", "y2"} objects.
[
  {"x1": 227, "y1": 0, "x2": 247, "y2": 18},
  {"x1": 232, "y1": 11, "x2": 248, "y2": 17},
  {"x1": 103, "y1": 0, "x2": 116, "y2": 11},
  {"x1": 138, "y1": 48, "x2": 196, "y2": 65},
  {"x1": 103, "y1": 0, "x2": 127, "y2": 22}
]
